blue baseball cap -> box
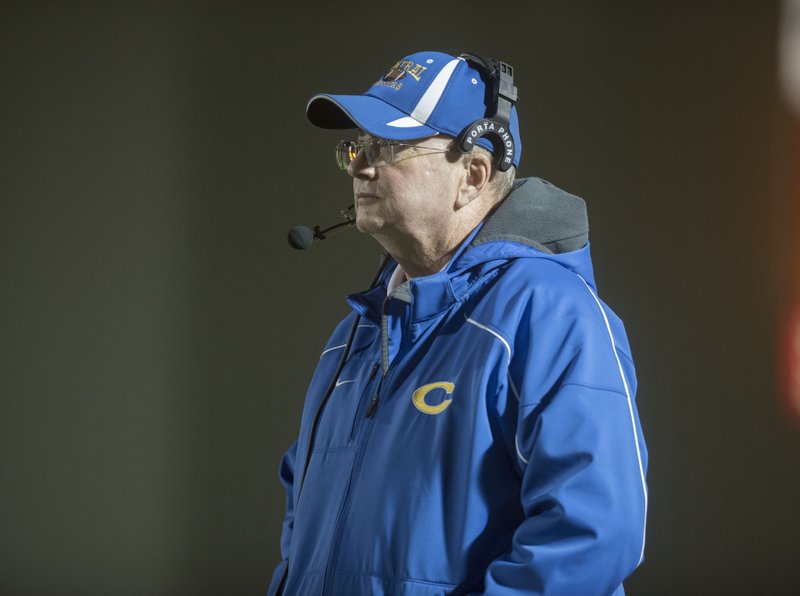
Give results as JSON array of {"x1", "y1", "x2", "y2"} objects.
[{"x1": 306, "y1": 50, "x2": 521, "y2": 168}]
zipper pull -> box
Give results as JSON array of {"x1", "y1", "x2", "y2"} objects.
[
  {"x1": 365, "y1": 392, "x2": 380, "y2": 418},
  {"x1": 364, "y1": 363, "x2": 381, "y2": 418}
]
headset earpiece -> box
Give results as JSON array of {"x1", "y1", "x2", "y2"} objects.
[{"x1": 456, "y1": 118, "x2": 516, "y2": 172}]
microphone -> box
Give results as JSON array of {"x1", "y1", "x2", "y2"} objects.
[
  {"x1": 288, "y1": 226, "x2": 315, "y2": 250},
  {"x1": 288, "y1": 205, "x2": 356, "y2": 250}
]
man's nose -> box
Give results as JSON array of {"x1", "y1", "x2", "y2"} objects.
[{"x1": 347, "y1": 148, "x2": 376, "y2": 179}]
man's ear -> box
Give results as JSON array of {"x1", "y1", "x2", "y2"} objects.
[{"x1": 455, "y1": 150, "x2": 492, "y2": 209}]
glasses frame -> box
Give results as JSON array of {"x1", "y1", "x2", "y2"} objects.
[{"x1": 335, "y1": 137, "x2": 452, "y2": 171}]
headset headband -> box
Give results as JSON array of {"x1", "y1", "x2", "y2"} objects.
[{"x1": 455, "y1": 52, "x2": 519, "y2": 172}]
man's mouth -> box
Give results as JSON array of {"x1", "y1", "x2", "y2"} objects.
[{"x1": 355, "y1": 192, "x2": 379, "y2": 202}]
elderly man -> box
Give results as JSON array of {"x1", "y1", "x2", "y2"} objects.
[{"x1": 270, "y1": 51, "x2": 648, "y2": 595}]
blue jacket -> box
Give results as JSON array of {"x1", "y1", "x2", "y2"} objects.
[{"x1": 270, "y1": 178, "x2": 648, "y2": 595}]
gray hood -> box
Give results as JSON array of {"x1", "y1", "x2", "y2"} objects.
[{"x1": 471, "y1": 177, "x2": 589, "y2": 255}]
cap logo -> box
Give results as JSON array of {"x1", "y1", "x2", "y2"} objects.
[
  {"x1": 374, "y1": 59, "x2": 428, "y2": 91},
  {"x1": 382, "y1": 68, "x2": 407, "y2": 83}
]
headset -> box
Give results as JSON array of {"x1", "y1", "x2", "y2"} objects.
[{"x1": 455, "y1": 52, "x2": 519, "y2": 172}]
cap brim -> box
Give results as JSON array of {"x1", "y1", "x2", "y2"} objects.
[{"x1": 306, "y1": 93, "x2": 440, "y2": 141}]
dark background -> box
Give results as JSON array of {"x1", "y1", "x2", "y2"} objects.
[{"x1": 2, "y1": 2, "x2": 799, "y2": 594}]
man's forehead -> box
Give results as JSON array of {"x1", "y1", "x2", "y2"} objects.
[{"x1": 356, "y1": 130, "x2": 445, "y2": 144}]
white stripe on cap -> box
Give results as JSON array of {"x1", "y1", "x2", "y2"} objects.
[
  {"x1": 409, "y1": 58, "x2": 462, "y2": 124},
  {"x1": 386, "y1": 116, "x2": 425, "y2": 128}
]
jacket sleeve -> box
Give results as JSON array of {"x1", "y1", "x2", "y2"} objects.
[
  {"x1": 479, "y1": 277, "x2": 648, "y2": 595},
  {"x1": 267, "y1": 440, "x2": 298, "y2": 596}
]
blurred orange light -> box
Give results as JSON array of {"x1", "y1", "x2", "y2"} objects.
[{"x1": 780, "y1": 299, "x2": 800, "y2": 424}]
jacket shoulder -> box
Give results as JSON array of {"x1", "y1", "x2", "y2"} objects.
[
  {"x1": 481, "y1": 256, "x2": 599, "y2": 314},
  {"x1": 466, "y1": 256, "x2": 625, "y2": 361}
]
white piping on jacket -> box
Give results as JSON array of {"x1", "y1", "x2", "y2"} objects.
[
  {"x1": 514, "y1": 434, "x2": 529, "y2": 465},
  {"x1": 465, "y1": 316, "x2": 526, "y2": 467},
  {"x1": 319, "y1": 343, "x2": 346, "y2": 359},
  {"x1": 320, "y1": 325, "x2": 374, "y2": 359},
  {"x1": 577, "y1": 275, "x2": 648, "y2": 565},
  {"x1": 466, "y1": 316, "x2": 512, "y2": 365}
]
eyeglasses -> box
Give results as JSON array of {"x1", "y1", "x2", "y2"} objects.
[{"x1": 335, "y1": 137, "x2": 451, "y2": 170}]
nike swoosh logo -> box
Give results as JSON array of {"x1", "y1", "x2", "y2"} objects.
[{"x1": 335, "y1": 378, "x2": 356, "y2": 387}]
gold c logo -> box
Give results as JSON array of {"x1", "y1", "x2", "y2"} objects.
[{"x1": 412, "y1": 382, "x2": 455, "y2": 415}]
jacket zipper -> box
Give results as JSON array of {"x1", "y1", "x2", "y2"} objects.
[
  {"x1": 322, "y1": 294, "x2": 398, "y2": 595},
  {"x1": 322, "y1": 366, "x2": 392, "y2": 596},
  {"x1": 349, "y1": 362, "x2": 380, "y2": 440},
  {"x1": 364, "y1": 391, "x2": 381, "y2": 418}
]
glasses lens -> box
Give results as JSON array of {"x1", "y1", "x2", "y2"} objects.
[
  {"x1": 364, "y1": 138, "x2": 393, "y2": 168},
  {"x1": 335, "y1": 140, "x2": 358, "y2": 170},
  {"x1": 335, "y1": 138, "x2": 400, "y2": 170}
]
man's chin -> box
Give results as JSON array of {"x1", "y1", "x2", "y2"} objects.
[{"x1": 355, "y1": 217, "x2": 382, "y2": 235}]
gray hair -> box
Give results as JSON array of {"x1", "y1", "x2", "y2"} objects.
[{"x1": 473, "y1": 145, "x2": 516, "y2": 202}]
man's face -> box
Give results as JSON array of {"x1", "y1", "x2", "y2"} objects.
[{"x1": 347, "y1": 134, "x2": 463, "y2": 244}]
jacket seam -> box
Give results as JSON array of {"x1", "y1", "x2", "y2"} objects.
[{"x1": 517, "y1": 382, "x2": 628, "y2": 410}]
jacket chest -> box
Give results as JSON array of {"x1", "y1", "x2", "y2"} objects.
[{"x1": 309, "y1": 318, "x2": 508, "y2": 455}]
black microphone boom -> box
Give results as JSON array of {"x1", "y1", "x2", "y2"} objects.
[{"x1": 287, "y1": 205, "x2": 357, "y2": 250}]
